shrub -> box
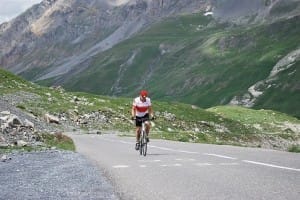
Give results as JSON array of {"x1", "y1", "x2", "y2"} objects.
[{"x1": 288, "y1": 145, "x2": 300, "y2": 153}]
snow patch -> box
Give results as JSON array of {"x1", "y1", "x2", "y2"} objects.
[
  {"x1": 107, "y1": 0, "x2": 131, "y2": 6},
  {"x1": 204, "y1": 12, "x2": 213, "y2": 16}
]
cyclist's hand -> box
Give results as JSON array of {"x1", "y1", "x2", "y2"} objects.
[
  {"x1": 131, "y1": 116, "x2": 136, "y2": 120},
  {"x1": 151, "y1": 116, "x2": 155, "y2": 120}
]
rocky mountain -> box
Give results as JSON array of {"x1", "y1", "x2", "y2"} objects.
[
  {"x1": 0, "y1": 0, "x2": 300, "y2": 117},
  {"x1": 0, "y1": 0, "x2": 208, "y2": 78},
  {"x1": 212, "y1": 0, "x2": 300, "y2": 23},
  {"x1": 2, "y1": 0, "x2": 298, "y2": 79}
]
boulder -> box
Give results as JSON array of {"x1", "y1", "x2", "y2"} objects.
[{"x1": 44, "y1": 113, "x2": 59, "y2": 124}]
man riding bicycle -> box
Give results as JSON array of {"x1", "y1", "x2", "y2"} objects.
[{"x1": 131, "y1": 90, "x2": 154, "y2": 150}]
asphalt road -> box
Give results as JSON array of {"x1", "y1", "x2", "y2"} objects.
[
  {"x1": 0, "y1": 150, "x2": 119, "y2": 200},
  {"x1": 68, "y1": 133, "x2": 300, "y2": 200}
]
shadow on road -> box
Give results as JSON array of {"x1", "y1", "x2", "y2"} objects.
[{"x1": 144, "y1": 153, "x2": 175, "y2": 156}]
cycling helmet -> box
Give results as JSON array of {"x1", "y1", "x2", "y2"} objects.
[{"x1": 140, "y1": 90, "x2": 148, "y2": 97}]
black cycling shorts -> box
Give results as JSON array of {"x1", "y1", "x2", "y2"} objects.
[{"x1": 135, "y1": 114, "x2": 149, "y2": 127}]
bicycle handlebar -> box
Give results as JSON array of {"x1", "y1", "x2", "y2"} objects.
[{"x1": 132, "y1": 117, "x2": 155, "y2": 121}]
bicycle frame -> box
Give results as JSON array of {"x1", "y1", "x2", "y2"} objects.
[{"x1": 139, "y1": 119, "x2": 148, "y2": 156}]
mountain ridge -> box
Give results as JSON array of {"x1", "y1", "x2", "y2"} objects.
[
  {"x1": 2, "y1": 0, "x2": 297, "y2": 79},
  {"x1": 1, "y1": 0, "x2": 300, "y2": 118}
]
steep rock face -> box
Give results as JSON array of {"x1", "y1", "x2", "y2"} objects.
[
  {"x1": 1, "y1": 0, "x2": 117, "y2": 74},
  {"x1": 212, "y1": 0, "x2": 300, "y2": 23},
  {"x1": 0, "y1": 0, "x2": 299, "y2": 81},
  {"x1": 0, "y1": 0, "x2": 209, "y2": 80}
]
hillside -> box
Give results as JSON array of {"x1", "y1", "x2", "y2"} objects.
[
  {"x1": 1, "y1": 68, "x2": 299, "y2": 152},
  {"x1": 51, "y1": 13, "x2": 300, "y2": 118},
  {"x1": 0, "y1": 0, "x2": 299, "y2": 118}
]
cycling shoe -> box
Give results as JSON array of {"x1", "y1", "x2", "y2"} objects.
[{"x1": 135, "y1": 143, "x2": 139, "y2": 150}]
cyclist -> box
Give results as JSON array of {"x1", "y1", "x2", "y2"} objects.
[{"x1": 131, "y1": 90, "x2": 154, "y2": 150}]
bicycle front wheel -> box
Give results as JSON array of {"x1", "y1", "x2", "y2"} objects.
[
  {"x1": 139, "y1": 136, "x2": 143, "y2": 155},
  {"x1": 142, "y1": 131, "x2": 147, "y2": 156},
  {"x1": 143, "y1": 140, "x2": 147, "y2": 156}
]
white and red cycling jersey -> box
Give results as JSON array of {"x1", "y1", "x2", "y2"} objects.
[{"x1": 132, "y1": 97, "x2": 151, "y2": 117}]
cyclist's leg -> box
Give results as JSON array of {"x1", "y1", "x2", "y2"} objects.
[
  {"x1": 145, "y1": 121, "x2": 150, "y2": 135},
  {"x1": 136, "y1": 127, "x2": 141, "y2": 142},
  {"x1": 145, "y1": 123, "x2": 150, "y2": 142},
  {"x1": 144, "y1": 114, "x2": 151, "y2": 142},
  {"x1": 135, "y1": 117, "x2": 142, "y2": 141},
  {"x1": 142, "y1": 114, "x2": 150, "y2": 134},
  {"x1": 135, "y1": 117, "x2": 142, "y2": 150},
  {"x1": 135, "y1": 127, "x2": 141, "y2": 150}
]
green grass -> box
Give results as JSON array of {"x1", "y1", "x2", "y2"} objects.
[
  {"x1": 0, "y1": 146, "x2": 38, "y2": 154},
  {"x1": 41, "y1": 133, "x2": 75, "y2": 151},
  {"x1": 1, "y1": 68, "x2": 299, "y2": 152},
  {"x1": 0, "y1": 133, "x2": 75, "y2": 153},
  {"x1": 44, "y1": 13, "x2": 300, "y2": 119},
  {"x1": 207, "y1": 105, "x2": 299, "y2": 124},
  {"x1": 288, "y1": 145, "x2": 300, "y2": 153}
]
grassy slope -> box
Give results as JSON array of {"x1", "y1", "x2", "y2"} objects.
[
  {"x1": 254, "y1": 60, "x2": 300, "y2": 117},
  {"x1": 1, "y1": 68, "x2": 300, "y2": 151},
  {"x1": 52, "y1": 13, "x2": 300, "y2": 118}
]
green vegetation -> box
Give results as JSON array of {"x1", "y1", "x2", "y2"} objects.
[
  {"x1": 0, "y1": 133, "x2": 75, "y2": 154},
  {"x1": 41, "y1": 133, "x2": 75, "y2": 151},
  {"x1": 0, "y1": 146, "x2": 35, "y2": 154},
  {"x1": 207, "y1": 105, "x2": 299, "y2": 131},
  {"x1": 288, "y1": 145, "x2": 300, "y2": 153},
  {"x1": 1, "y1": 68, "x2": 299, "y2": 152},
  {"x1": 36, "y1": 13, "x2": 300, "y2": 119},
  {"x1": 218, "y1": 106, "x2": 287, "y2": 122}
]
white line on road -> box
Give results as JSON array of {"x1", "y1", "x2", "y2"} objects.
[
  {"x1": 138, "y1": 159, "x2": 161, "y2": 163},
  {"x1": 149, "y1": 145, "x2": 181, "y2": 152},
  {"x1": 195, "y1": 163, "x2": 212, "y2": 166},
  {"x1": 175, "y1": 158, "x2": 197, "y2": 162},
  {"x1": 203, "y1": 153, "x2": 237, "y2": 160},
  {"x1": 103, "y1": 137, "x2": 299, "y2": 172},
  {"x1": 150, "y1": 145, "x2": 199, "y2": 154},
  {"x1": 159, "y1": 164, "x2": 183, "y2": 167},
  {"x1": 112, "y1": 165, "x2": 129, "y2": 168},
  {"x1": 243, "y1": 160, "x2": 300, "y2": 172},
  {"x1": 177, "y1": 150, "x2": 199, "y2": 154},
  {"x1": 173, "y1": 163, "x2": 182, "y2": 167},
  {"x1": 102, "y1": 138, "x2": 236, "y2": 160}
]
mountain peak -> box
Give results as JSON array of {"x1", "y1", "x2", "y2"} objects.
[{"x1": 1, "y1": 0, "x2": 300, "y2": 118}]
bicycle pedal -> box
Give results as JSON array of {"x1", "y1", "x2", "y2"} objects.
[{"x1": 135, "y1": 143, "x2": 139, "y2": 150}]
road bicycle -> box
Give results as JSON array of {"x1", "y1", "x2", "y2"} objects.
[{"x1": 138, "y1": 118, "x2": 149, "y2": 156}]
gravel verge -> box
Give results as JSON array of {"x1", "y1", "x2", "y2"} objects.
[{"x1": 0, "y1": 150, "x2": 119, "y2": 200}]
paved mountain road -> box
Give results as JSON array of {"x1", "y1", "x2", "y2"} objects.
[{"x1": 68, "y1": 133, "x2": 300, "y2": 200}]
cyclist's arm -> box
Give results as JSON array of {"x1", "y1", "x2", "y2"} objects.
[
  {"x1": 131, "y1": 105, "x2": 136, "y2": 118},
  {"x1": 148, "y1": 105, "x2": 154, "y2": 118}
]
